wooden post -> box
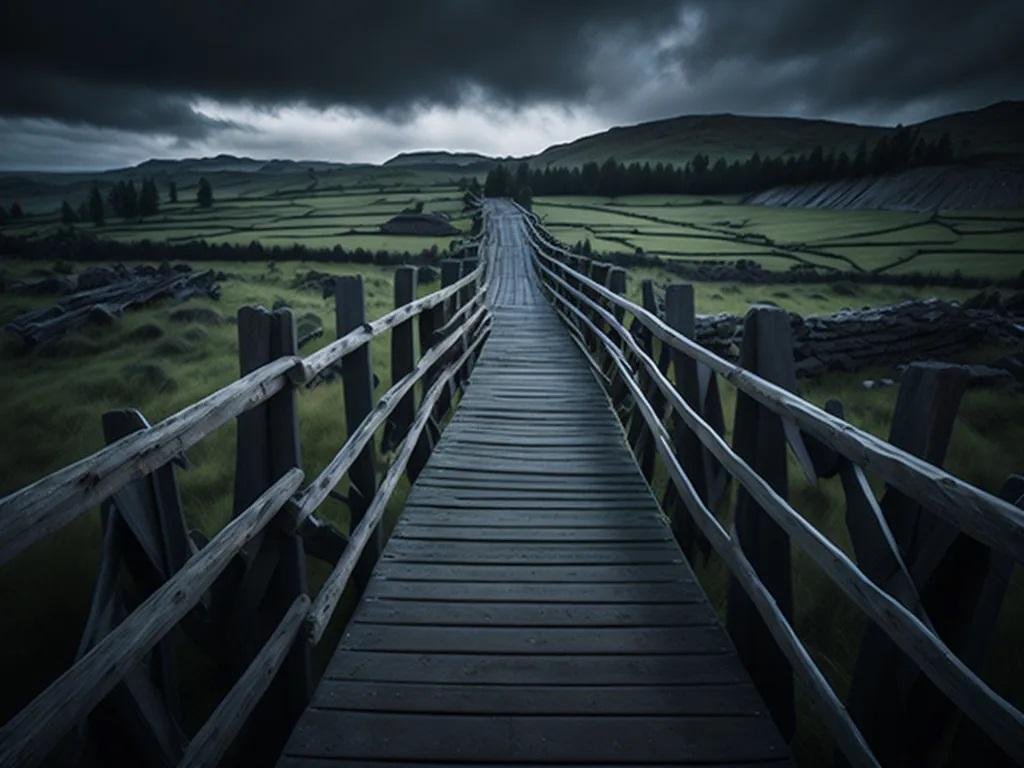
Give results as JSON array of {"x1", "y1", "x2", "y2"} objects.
[
  {"x1": 948, "y1": 475, "x2": 1021, "y2": 766},
  {"x1": 383, "y1": 266, "x2": 417, "y2": 451},
  {"x1": 662, "y1": 284, "x2": 708, "y2": 558},
  {"x1": 628, "y1": 280, "x2": 659, "y2": 481},
  {"x1": 334, "y1": 278, "x2": 382, "y2": 590},
  {"x1": 436, "y1": 260, "x2": 463, "y2": 415},
  {"x1": 607, "y1": 267, "x2": 627, "y2": 325},
  {"x1": 725, "y1": 305, "x2": 796, "y2": 741},
  {"x1": 231, "y1": 305, "x2": 310, "y2": 761},
  {"x1": 844, "y1": 362, "x2": 972, "y2": 766},
  {"x1": 458, "y1": 259, "x2": 480, "y2": 383}
]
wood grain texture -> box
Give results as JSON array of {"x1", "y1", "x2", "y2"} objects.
[{"x1": 282, "y1": 201, "x2": 789, "y2": 767}]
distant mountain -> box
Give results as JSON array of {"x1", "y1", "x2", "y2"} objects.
[
  {"x1": 384, "y1": 151, "x2": 496, "y2": 169},
  {"x1": 527, "y1": 101, "x2": 1024, "y2": 168}
]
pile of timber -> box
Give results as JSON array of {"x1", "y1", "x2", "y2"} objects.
[
  {"x1": 4, "y1": 267, "x2": 222, "y2": 346},
  {"x1": 689, "y1": 294, "x2": 1024, "y2": 377}
]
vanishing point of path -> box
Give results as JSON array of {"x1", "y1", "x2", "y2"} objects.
[{"x1": 279, "y1": 200, "x2": 791, "y2": 766}]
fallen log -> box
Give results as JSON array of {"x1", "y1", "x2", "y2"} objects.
[{"x1": 4, "y1": 270, "x2": 222, "y2": 346}]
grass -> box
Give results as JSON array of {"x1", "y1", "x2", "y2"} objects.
[
  {"x1": 534, "y1": 196, "x2": 1024, "y2": 278},
  {"x1": 1, "y1": 186, "x2": 1022, "y2": 763},
  {"x1": 0, "y1": 185, "x2": 469, "y2": 252},
  {"x1": 0, "y1": 258, "x2": 441, "y2": 725},
  {"x1": 628, "y1": 327, "x2": 1024, "y2": 765}
]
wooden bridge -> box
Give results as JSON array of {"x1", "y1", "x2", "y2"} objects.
[{"x1": 1, "y1": 199, "x2": 1022, "y2": 767}]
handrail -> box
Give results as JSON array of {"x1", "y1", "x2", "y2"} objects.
[
  {"x1": 302, "y1": 265, "x2": 481, "y2": 380},
  {"x1": 305, "y1": 318, "x2": 492, "y2": 642},
  {"x1": 541, "y1": 279, "x2": 879, "y2": 768},
  {"x1": 287, "y1": 301, "x2": 490, "y2": 531},
  {"x1": 536, "y1": 256, "x2": 1024, "y2": 763},
  {"x1": 525, "y1": 219, "x2": 1024, "y2": 564},
  {"x1": 0, "y1": 469, "x2": 304, "y2": 768},
  {"x1": 0, "y1": 260, "x2": 491, "y2": 768},
  {"x1": 0, "y1": 356, "x2": 299, "y2": 567},
  {"x1": 0, "y1": 264, "x2": 484, "y2": 568}
]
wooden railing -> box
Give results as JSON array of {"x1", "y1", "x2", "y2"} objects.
[
  {"x1": 522, "y1": 207, "x2": 1024, "y2": 768},
  {"x1": 0, "y1": 257, "x2": 490, "y2": 768}
]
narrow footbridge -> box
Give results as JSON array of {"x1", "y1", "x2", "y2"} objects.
[{"x1": 1, "y1": 200, "x2": 1023, "y2": 767}]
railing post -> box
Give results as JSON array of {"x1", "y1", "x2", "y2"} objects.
[
  {"x1": 436, "y1": 260, "x2": 462, "y2": 415},
  {"x1": 383, "y1": 266, "x2": 417, "y2": 451},
  {"x1": 627, "y1": 279, "x2": 659, "y2": 481},
  {"x1": 662, "y1": 284, "x2": 708, "y2": 558},
  {"x1": 334, "y1": 277, "x2": 382, "y2": 590},
  {"x1": 231, "y1": 305, "x2": 310, "y2": 759},
  {"x1": 725, "y1": 304, "x2": 796, "y2": 741},
  {"x1": 845, "y1": 362, "x2": 977, "y2": 766},
  {"x1": 459, "y1": 259, "x2": 480, "y2": 383}
]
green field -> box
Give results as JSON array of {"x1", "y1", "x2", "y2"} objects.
[
  {"x1": 535, "y1": 195, "x2": 1024, "y2": 278},
  {"x1": 2, "y1": 185, "x2": 1023, "y2": 764},
  {"x1": 0, "y1": 258, "x2": 442, "y2": 724},
  {"x1": 1, "y1": 184, "x2": 471, "y2": 252}
]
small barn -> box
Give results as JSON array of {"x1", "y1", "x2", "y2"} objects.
[{"x1": 380, "y1": 212, "x2": 459, "y2": 236}]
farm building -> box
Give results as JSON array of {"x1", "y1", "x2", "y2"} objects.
[{"x1": 380, "y1": 212, "x2": 459, "y2": 235}]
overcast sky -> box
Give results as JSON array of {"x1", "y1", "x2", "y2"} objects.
[{"x1": 1, "y1": 1, "x2": 1021, "y2": 170}]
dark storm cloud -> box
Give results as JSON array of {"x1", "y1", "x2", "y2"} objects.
[
  {"x1": 0, "y1": 0, "x2": 1021, "y2": 146},
  {"x1": 0, "y1": 1, "x2": 681, "y2": 134}
]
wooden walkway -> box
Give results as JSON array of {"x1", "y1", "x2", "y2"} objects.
[{"x1": 279, "y1": 201, "x2": 791, "y2": 766}]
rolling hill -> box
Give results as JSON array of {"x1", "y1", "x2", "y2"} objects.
[{"x1": 527, "y1": 101, "x2": 1024, "y2": 169}]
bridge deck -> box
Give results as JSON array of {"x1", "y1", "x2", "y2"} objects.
[{"x1": 280, "y1": 202, "x2": 790, "y2": 766}]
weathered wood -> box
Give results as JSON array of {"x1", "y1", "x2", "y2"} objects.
[
  {"x1": 823, "y1": 399, "x2": 932, "y2": 628},
  {"x1": 0, "y1": 469, "x2": 303, "y2": 768},
  {"x1": 663, "y1": 284, "x2": 708, "y2": 560},
  {"x1": 529, "y1": 240, "x2": 1024, "y2": 563},
  {"x1": 0, "y1": 355, "x2": 296, "y2": 567},
  {"x1": 536, "y1": 258, "x2": 1024, "y2": 764},
  {"x1": 287, "y1": 305, "x2": 490, "y2": 529},
  {"x1": 383, "y1": 266, "x2": 417, "y2": 451},
  {"x1": 302, "y1": 266, "x2": 481, "y2": 380},
  {"x1": 288, "y1": 209, "x2": 790, "y2": 767},
  {"x1": 305, "y1": 324, "x2": 491, "y2": 643},
  {"x1": 230, "y1": 307, "x2": 311, "y2": 761},
  {"x1": 178, "y1": 594, "x2": 310, "y2": 768},
  {"x1": 948, "y1": 475, "x2": 1022, "y2": 766},
  {"x1": 535, "y1": 278, "x2": 874, "y2": 767},
  {"x1": 69, "y1": 410, "x2": 191, "y2": 766},
  {"x1": 335, "y1": 276, "x2": 382, "y2": 591},
  {"x1": 435, "y1": 260, "x2": 463, "y2": 415},
  {"x1": 845, "y1": 363, "x2": 975, "y2": 766},
  {"x1": 725, "y1": 306, "x2": 795, "y2": 738}
]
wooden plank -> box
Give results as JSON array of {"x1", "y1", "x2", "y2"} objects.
[
  {"x1": 362, "y1": 579, "x2": 703, "y2": 604},
  {"x1": 352, "y1": 601, "x2": 715, "y2": 627},
  {"x1": 285, "y1": 711, "x2": 786, "y2": 763},
  {"x1": 311, "y1": 680, "x2": 765, "y2": 715}
]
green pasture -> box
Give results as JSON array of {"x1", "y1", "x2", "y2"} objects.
[
  {"x1": 0, "y1": 184, "x2": 469, "y2": 253},
  {"x1": 0, "y1": 258, "x2": 443, "y2": 723},
  {"x1": 534, "y1": 196, "x2": 1024, "y2": 278}
]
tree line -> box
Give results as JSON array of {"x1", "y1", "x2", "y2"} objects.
[
  {"x1": 483, "y1": 126, "x2": 957, "y2": 199},
  {"x1": 7, "y1": 177, "x2": 215, "y2": 229},
  {"x1": 0, "y1": 228, "x2": 458, "y2": 267}
]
